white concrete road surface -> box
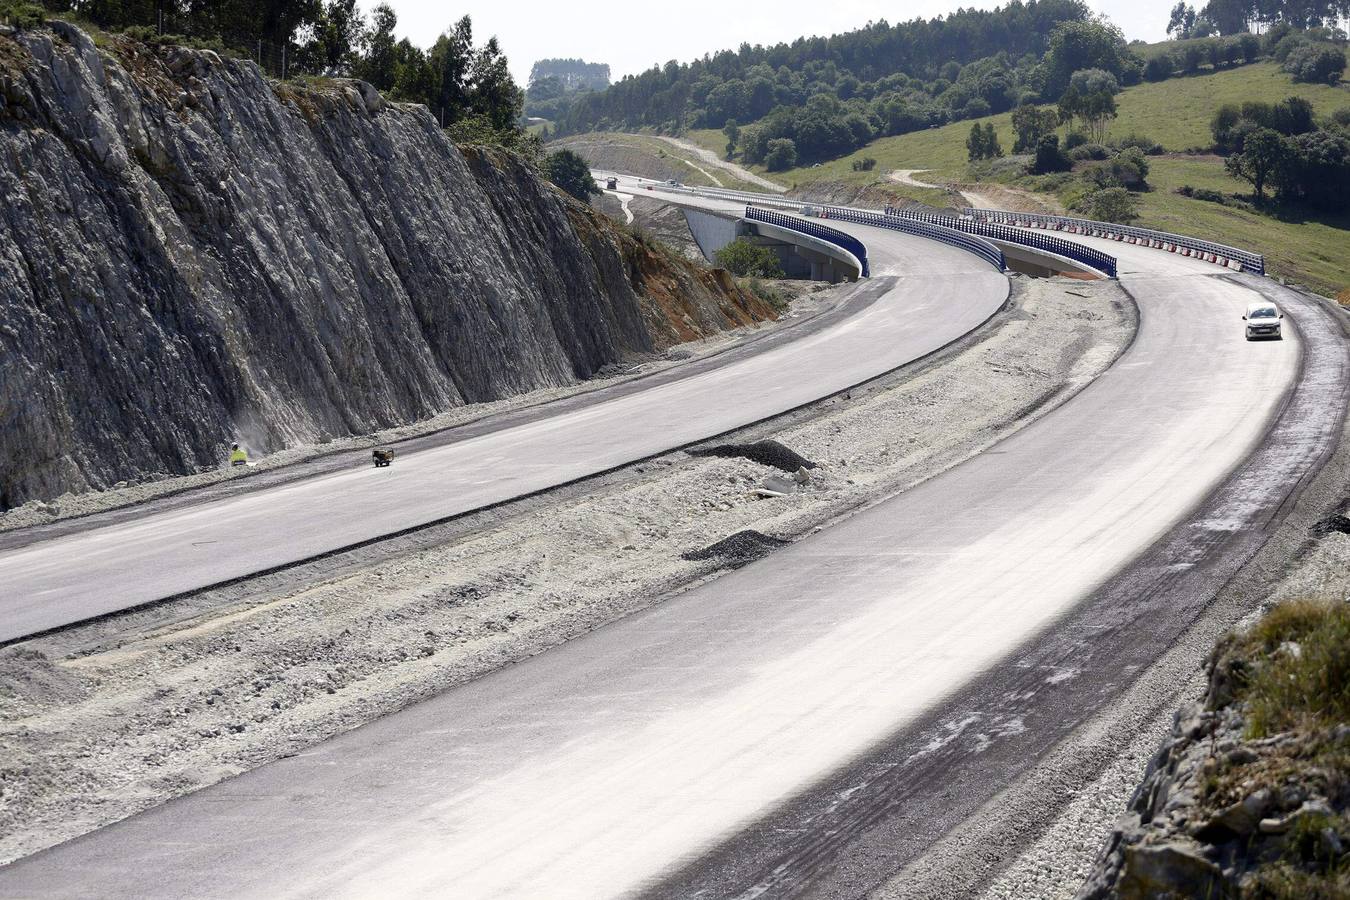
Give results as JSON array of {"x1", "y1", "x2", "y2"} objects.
[
  {"x1": 0, "y1": 198, "x2": 1007, "y2": 643},
  {"x1": 0, "y1": 192, "x2": 1319, "y2": 898}
]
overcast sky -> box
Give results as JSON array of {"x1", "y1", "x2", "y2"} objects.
[{"x1": 377, "y1": 0, "x2": 1178, "y2": 84}]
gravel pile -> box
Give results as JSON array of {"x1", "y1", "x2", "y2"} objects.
[
  {"x1": 682, "y1": 530, "x2": 789, "y2": 565},
  {"x1": 1313, "y1": 511, "x2": 1350, "y2": 536},
  {"x1": 690, "y1": 440, "x2": 818, "y2": 473}
]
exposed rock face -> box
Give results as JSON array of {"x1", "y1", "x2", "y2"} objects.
[
  {"x1": 0, "y1": 24, "x2": 771, "y2": 509},
  {"x1": 1079, "y1": 664, "x2": 1350, "y2": 900}
]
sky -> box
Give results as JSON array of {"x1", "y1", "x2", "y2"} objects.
[{"x1": 378, "y1": 0, "x2": 1181, "y2": 84}]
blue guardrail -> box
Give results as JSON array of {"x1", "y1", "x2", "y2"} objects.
[
  {"x1": 821, "y1": 207, "x2": 1006, "y2": 272},
  {"x1": 885, "y1": 207, "x2": 1118, "y2": 278},
  {"x1": 959, "y1": 208, "x2": 1263, "y2": 276},
  {"x1": 744, "y1": 206, "x2": 870, "y2": 277}
]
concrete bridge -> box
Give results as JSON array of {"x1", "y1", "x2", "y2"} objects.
[{"x1": 681, "y1": 206, "x2": 863, "y2": 283}]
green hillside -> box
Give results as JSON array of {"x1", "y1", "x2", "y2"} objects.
[
  {"x1": 725, "y1": 62, "x2": 1347, "y2": 186},
  {"x1": 685, "y1": 61, "x2": 1349, "y2": 297}
]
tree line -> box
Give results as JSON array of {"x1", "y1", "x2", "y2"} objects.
[
  {"x1": 551, "y1": 0, "x2": 1339, "y2": 172},
  {"x1": 6, "y1": 1, "x2": 616, "y2": 204},
  {"x1": 18, "y1": 1, "x2": 526, "y2": 136},
  {"x1": 1167, "y1": 0, "x2": 1349, "y2": 37},
  {"x1": 1214, "y1": 96, "x2": 1350, "y2": 209},
  {"x1": 557, "y1": 0, "x2": 1095, "y2": 141}
]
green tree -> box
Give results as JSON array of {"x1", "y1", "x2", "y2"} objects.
[
  {"x1": 1032, "y1": 134, "x2": 1072, "y2": 173},
  {"x1": 1073, "y1": 186, "x2": 1139, "y2": 222},
  {"x1": 469, "y1": 36, "x2": 523, "y2": 130},
  {"x1": 715, "y1": 238, "x2": 785, "y2": 277},
  {"x1": 723, "y1": 118, "x2": 740, "y2": 159},
  {"x1": 354, "y1": 3, "x2": 398, "y2": 90},
  {"x1": 542, "y1": 149, "x2": 600, "y2": 202},
  {"x1": 1059, "y1": 85, "x2": 1117, "y2": 143},
  {"x1": 303, "y1": 0, "x2": 367, "y2": 75},
  {"x1": 967, "y1": 122, "x2": 986, "y2": 161},
  {"x1": 1225, "y1": 127, "x2": 1288, "y2": 200},
  {"x1": 1211, "y1": 102, "x2": 1242, "y2": 151},
  {"x1": 1043, "y1": 20, "x2": 1135, "y2": 96},
  {"x1": 967, "y1": 122, "x2": 1002, "y2": 160},
  {"x1": 1011, "y1": 103, "x2": 1059, "y2": 152},
  {"x1": 982, "y1": 122, "x2": 1002, "y2": 157},
  {"x1": 764, "y1": 138, "x2": 797, "y2": 171}
]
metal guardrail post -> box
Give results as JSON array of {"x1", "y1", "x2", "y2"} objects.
[{"x1": 959, "y1": 207, "x2": 1264, "y2": 275}]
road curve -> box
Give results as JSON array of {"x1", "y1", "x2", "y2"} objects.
[
  {"x1": 0, "y1": 213, "x2": 1007, "y2": 643},
  {"x1": 0, "y1": 217, "x2": 1314, "y2": 898}
]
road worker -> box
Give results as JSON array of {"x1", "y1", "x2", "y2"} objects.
[{"x1": 229, "y1": 442, "x2": 248, "y2": 467}]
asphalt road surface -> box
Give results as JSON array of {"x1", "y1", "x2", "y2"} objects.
[
  {"x1": 0, "y1": 203, "x2": 1007, "y2": 643},
  {"x1": 0, "y1": 202, "x2": 1326, "y2": 898}
]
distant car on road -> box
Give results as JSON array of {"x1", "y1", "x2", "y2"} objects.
[
  {"x1": 606, "y1": 177, "x2": 618, "y2": 190},
  {"x1": 1243, "y1": 301, "x2": 1283, "y2": 340},
  {"x1": 666, "y1": 179, "x2": 681, "y2": 187}
]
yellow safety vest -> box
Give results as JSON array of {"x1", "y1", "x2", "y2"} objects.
[{"x1": 230, "y1": 447, "x2": 248, "y2": 465}]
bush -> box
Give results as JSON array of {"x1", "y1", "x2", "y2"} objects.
[
  {"x1": 1117, "y1": 133, "x2": 1164, "y2": 155},
  {"x1": 763, "y1": 138, "x2": 797, "y2": 172},
  {"x1": 1217, "y1": 599, "x2": 1350, "y2": 738},
  {"x1": 1063, "y1": 130, "x2": 1088, "y2": 150},
  {"x1": 1272, "y1": 32, "x2": 1309, "y2": 63},
  {"x1": 0, "y1": 1, "x2": 45, "y2": 27},
  {"x1": 851, "y1": 156, "x2": 877, "y2": 172},
  {"x1": 1114, "y1": 146, "x2": 1150, "y2": 187},
  {"x1": 542, "y1": 149, "x2": 600, "y2": 202},
  {"x1": 1072, "y1": 186, "x2": 1139, "y2": 223},
  {"x1": 1283, "y1": 45, "x2": 1347, "y2": 85},
  {"x1": 715, "y1": 239, "x2": 785, "y2": 278},
  {"x1": 1069, "y1": 143, "x2": 1111, "y2": 161},
  {"x1": 744, "y1": 277, "x2": 789, "y2": 311},
  {"x1": 1277, "y1": 128, "x2": 1350, "y2": 211},
  {"x1": 1212, "y1": 102, "x2": 1243, "y2": 152},
  {"x1": 1237, "y1": 33, "x2": 1262, "y2": 63},
  {"x1": 1177, "y1": 184, "x2": 1228, "y2": 203},
  {"x1": 1180, "y1": 42, "x2": 1206, "y2": 73},
  {"x1": 1068, "y1": 68, "x2": 1120, "y2": 96},
  {"x1": 961, "y1": 97, "x2": 992, "y2": 119},
  {"x1": 1144, "y1": 53, "x2": 1176, "y2": 82},
  {"x1": 1032, "y1": 134, "x2": 1072, "y2": 174},
  {"x1": 985, "y1": 154, "x2": 1032, "y2": 178}
]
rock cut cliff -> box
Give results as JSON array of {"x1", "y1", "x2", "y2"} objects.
[{"x1": 0, "y1": 23, "x2": 772, "y2": 509}]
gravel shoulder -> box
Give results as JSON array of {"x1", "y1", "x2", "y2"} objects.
[{"x1": 0, "y1": 276, "x2": 1133, "y2": 864}]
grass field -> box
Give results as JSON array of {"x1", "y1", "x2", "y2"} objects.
[
  {"x1": 728, "y1": 61, "x2": 1349, "y2": 295},
  {"x1": 753, "y1": 61, "x2": 1350, "y2": 191}
]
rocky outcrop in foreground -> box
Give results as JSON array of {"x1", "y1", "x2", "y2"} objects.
[
  {"x1": 1079, "y1": 598, "x2": 1350, "y2": 899},
  {"x1": 0, "y1": 23, "x2": 772, "y2": 509}
]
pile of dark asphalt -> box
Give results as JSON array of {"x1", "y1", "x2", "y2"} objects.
[
  {"x1": 1313, "y1": 510, "x2": 1350, "y2": 536},
  {"x1": 682, "y1": 530, "x2": 789, "y2": 567},
  {"x1": 689, "y1": 440, "x2": 817, "y2": 473}
]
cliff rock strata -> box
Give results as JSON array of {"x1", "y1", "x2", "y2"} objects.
[{"x1": 0, "y1": 24, "x2": 771, "y2": 509}]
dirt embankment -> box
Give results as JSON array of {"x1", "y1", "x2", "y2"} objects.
[
  {"x1": 0, "y1": 275, "x2": 1134, "y2": 864},
  {"x1": 551, "y1": 134, "x2": 693, "y2": 184}
]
